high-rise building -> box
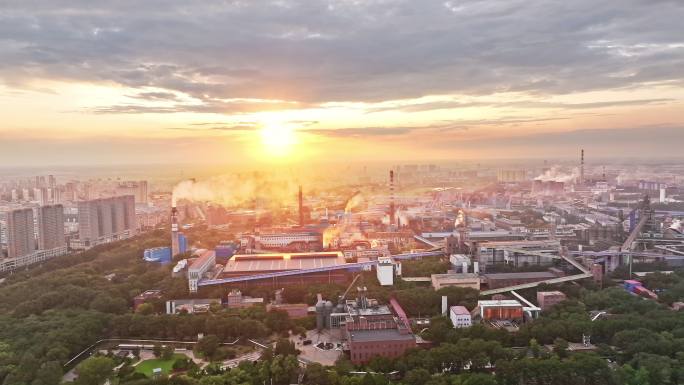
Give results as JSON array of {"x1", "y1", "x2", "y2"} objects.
[
  {"x1": 7, "y1": 208, "x2": 35, "y2": 259},
  {"x1": 115, "y1": 181, "x2": 148, "y2": 204},
  {"x1": 33, "y1": 187, "x2": 49, "y2": 205},
  {"x1": 78, "y1": 195, "x2": 136, "y2": 247},
  {"x1": 37, "y1": 204, "x2": 66, "y2": 250}
]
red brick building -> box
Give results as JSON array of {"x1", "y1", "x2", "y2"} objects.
[
  {"x1": 536, "y1": 291, "x2": 567, "y2": 312},
  {"x1": 345, "y1": 297, "x2": 416, "y2": 364}
]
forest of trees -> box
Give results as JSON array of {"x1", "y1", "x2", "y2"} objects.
[{"x1": 0, "y1": 230, "x2": 683, "y2": 384}]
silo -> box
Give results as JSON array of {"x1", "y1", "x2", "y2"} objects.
[
  {"x1": 324, "y1": 301, "x2": 334, "y2": 329},
  {"x1": 316, "y1": 300, "x2": 325, "y2": 331}
]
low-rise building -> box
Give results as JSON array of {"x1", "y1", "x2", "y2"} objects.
[
  {"x1": 477, "y1": 300, "x2": 524, "y2": 321},
  {"x1": 483, "y1": 271, "x2": 557, "y2": 289},
  {"x1": 188, "y1": 249, "x2": 216, "y2": 293},
  {"x1": 537, "y1": 291, "x2": 567, "y2": 311},
  {"x1": 267, "y1": 303, "x2": 310, "y2": 318},
  {"x1": 431, "y1": 273, "x2": 481, "y2": 290},
  {"x1": 449, "y1": 306, "x2": 472, "y2": 328},
  {"x1": 133, "y1": 290, "x2": 162, "y2": 310}
]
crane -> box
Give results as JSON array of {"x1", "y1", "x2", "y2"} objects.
[{"x1": 338, "y1": 274, "x2": 362, "y2": 305}]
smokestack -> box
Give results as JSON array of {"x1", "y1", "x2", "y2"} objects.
[
  {"x1": 389, "y1": 170, "x2": 395, "y2": 228},
  {"x1": 298, "y1": 185, "x2": 304, "y2": 227},
  {"x1": 580, "y1": 149, "x2": 585, "y2": 185},
  {"x1": 171, "y1": 205, "x2": 180, "y2": 256}
]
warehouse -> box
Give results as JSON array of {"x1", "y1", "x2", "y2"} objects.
[{"x1": 216, "y1": 251, "x2": 354, "y2": 287}]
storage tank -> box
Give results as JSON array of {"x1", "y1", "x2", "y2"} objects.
[
  {"x1": 315, "y1": 301, "x2": 325, "y2": 331},
  {"x1": 324, "y1": 301, "x2": 334, "y2": 329}
]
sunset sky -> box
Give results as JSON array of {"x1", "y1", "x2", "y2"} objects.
[{"x1": 1, "y1": 0, "x2": 683, "y2": 166}]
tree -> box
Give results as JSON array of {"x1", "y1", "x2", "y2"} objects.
[
  {"x1": 463, "y1": 373, "x2": 498, "y2": 385},
  {"x1": 136, "y1": 302, "x2": 155, "y2": 315},
  {"x1": 31, "y1": 360, "x2": 62, "y2": 385},
  {"x1": 265, "y1": 310, "x2": 292, "y2": 334},
  {"x1": 75, "y1": 356, "x2": 115, "y2": 385},
  {"x1": 304, "y1": 362, "x2": 332, "y2": 385},
  {"x1": 195, "y1": 335, "x2": 220, "y2": 361},
  {"x1": 553, "y1": 338, "x2": 569, "y2": 359},
  {"x1": 404, "y1": 368, "x2": 431, "y2": 385},
  {"x1": 153, "y1": 343, "x2": 162, "y2": 358},
  {"x1": 274, "y1": 338, "x2": 299, "y2": 356},
  {"x1": 162, "y1": 345, "x2": 175, "y2": 360}
]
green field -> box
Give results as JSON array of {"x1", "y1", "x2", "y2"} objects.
[{"x1": 134, "y1": 354, "x2": 188, "y2": 377}]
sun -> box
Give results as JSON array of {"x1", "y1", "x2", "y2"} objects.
[{"x1": 259, "y1": 123, "x2": 297, "y2": 156}]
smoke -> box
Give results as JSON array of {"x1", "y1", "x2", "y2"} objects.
[
  {"x1": 344, "y1": 191, "x2": 364, "y2": 214},
  {"x1": 535, "y1": 166, "x2": 579, "y2": 183},
  {"x1": 323, "y1": 225, "x2": 341, "y2": 248},
  {"x1": 454, "y1": 209, "x2": 466, "y2": 228},
  {"x1": 172, "y1": 173, "x2": 299, "y2": 209}
]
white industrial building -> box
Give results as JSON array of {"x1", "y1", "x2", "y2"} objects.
[
  {"x1": 376, "y1": 257, "x2": 399, "y2": 286},
  {"x1": 188, "y1": 249, "x2": 216, "y2": 293},
  {"x1": 449, "y1": 306, "x2": 472, "y2": 328}
]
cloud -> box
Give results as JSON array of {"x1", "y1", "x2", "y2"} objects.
[
  {"x1": 87, "y1": 99, "x2": 305, "y2": 114},
  {"x1": 429, "y1": 125, "x2": 684, "y2": 158},
  {"x1": 304, "y1": 115, "x2": 577, "y2": 138},
  {"x1": 0, "y1": 0, "x2": 682, "y2": 110},
  {"x1": 166, "y1": 122, "x2": 261, "y2": 132}
]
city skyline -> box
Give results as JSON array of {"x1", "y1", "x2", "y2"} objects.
[{"x1": 1, "y1": 0, "x2": 684, "y2": 166}]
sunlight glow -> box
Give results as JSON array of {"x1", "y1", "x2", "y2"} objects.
[{"x1": 259, "y1": 123, "x2": 297, "y2": 157}]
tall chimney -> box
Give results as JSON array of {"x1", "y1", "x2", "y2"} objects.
[
  {"x1": 580, "y1": 149, "x2": 585, "y2": 185},
  {"x1": 171, "y1": 206, "x2": 180, "y2": 256},
  {"x1": 389, "y1": 170, "x2": 395, "y2": 228},
  {"x1": 298, "y1": 185, "x2": 304, "y2": 227}
]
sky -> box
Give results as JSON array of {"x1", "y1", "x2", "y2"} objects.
[{"x1": 1, "y1": 0, "x2": 684, "y2": 166}]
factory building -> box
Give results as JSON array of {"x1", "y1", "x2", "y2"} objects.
[
  {"x1": 482, "y1": 271, "x2": 559, "y2": 290},
  {"x1": 188, "y1": 249, "x2": 216, "y2": 293},
  {"x1": 217, "y1": 251, "x2": 352, "y2": 287},
  {"x1": 476, "y1": 300, "x2": 524, "y2": 321},
  {"x1": 376, "y1": 257, "x2": 399, "y2": 286},
  {"x1": 143, "y1": 247, "x2": 172, "y2": 264},
  {"x1": 477, "y1": 240, "x2": 560, "y2": 268},
  {"x1": 431, "y1": 273, "x2": 481, "y2": 290},
  {"x1": 449, "y1": 306, "x2": 472, "y2": 328},
  {"x1": 536, "y1": 291, "x2": 567, "y2": 312},
  {"x1": 345, "y1": 295, "x2": 416, "y2": 364},
  {"x1": 240, "y1": 231, "x2": 322, "y2": 252},
  {"x1": 497, "y1": 170, "x2": 527, "y2": 183}
]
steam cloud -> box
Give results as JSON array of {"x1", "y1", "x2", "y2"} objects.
[
  {"x1": 344, "y1": 191, "x2": 364, "y2": 214},
  {"x1": 172, "y1": 173, "x2": 299, "y2": 209},
  {"x1": 535, "y1": 166, "x2": 579, "y2": 183}
]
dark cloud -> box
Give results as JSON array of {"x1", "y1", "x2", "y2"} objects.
[{"x1": 0, "y1": 0, "x2": 682, "y2": 111}]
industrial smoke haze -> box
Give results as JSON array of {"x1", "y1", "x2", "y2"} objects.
[
  {"x1": 172, "y1": 174, "x2": 299, "y2": 209},
  {"x1": 344, "y1": 191, "x2": 364, "y2": 213},
  {"x1": 535, "y1": 166, "x2": 580, "y2": 183},
  {"x1": 454, "y1": 210, "x2": 466, "y2": 228}
]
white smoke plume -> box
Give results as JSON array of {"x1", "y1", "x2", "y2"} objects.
[
  {"x1": 344, "y1": 191, "x2": 364, "y2": 214},
  {"x1": 454, "y1": 209, "x2": 466, "y2": 228},
  {"x1": 172, "y1": 173, "x2": 298, "y2": 209},
  {"x1": 535, "y1": 166, "x2": 579, "y2": 183}
]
